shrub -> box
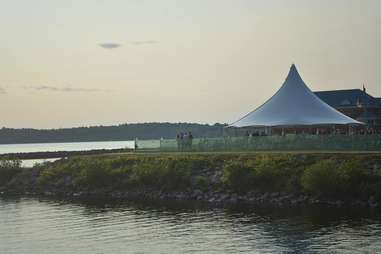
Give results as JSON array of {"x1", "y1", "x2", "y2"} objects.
[
  {"x1": 301, "y1": 159, "x2": 369, "y2": 197},
  {"x1": 195, "y1": 176, "x2": 208, "y2": 190},
  {"x1": 76, "y1": 163, "x2": 114, "y2": 188},
  {"x1": 301, "y1": 159, "x2": 342, "y2": 196},
  {"x1": 222, "y1": 155, "x2": 304, "y2": 193},
  {"x1": 0, "y1": 159, "x2": 22, "y2": 186},
  {"x1": 222, "y1": 161, "x2": 256, "y2": 193},
  {"x1": 254, "y1": 155, "x2": 302, "y2": 192}
]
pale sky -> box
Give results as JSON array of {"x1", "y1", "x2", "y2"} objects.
[{"x1": 1, "y1": 0, "x2": 380, "y2": 129}]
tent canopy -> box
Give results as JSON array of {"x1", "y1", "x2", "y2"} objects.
[{"x1": 229, "y1": 64, "x2": 363, "y2": 128}]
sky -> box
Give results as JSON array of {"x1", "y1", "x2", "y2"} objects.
[{"x1": 1, "y1": 0, "x2": 380, "y2": 129}]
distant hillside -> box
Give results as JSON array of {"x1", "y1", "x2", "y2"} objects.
[{"x1": 0, "y1": 123, "x2": 226, "y2": 144}]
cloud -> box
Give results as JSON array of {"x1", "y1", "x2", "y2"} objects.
[
  {"x1": 99, "y1": 43, "x2": 122, "y2": 49},
  {"x1": 0, "y1": 87, "x2": 6, "y2": 94},
  {"x1": 98, "y1": 40, "x2": 158, "y2": 49},
  {"x1": 26, "y1": 85, "x2": 108, "y2": 93},
  {"x1": 129, "y1": 40, "x2": 158, "y2": 46}
]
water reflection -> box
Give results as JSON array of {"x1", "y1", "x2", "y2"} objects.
[{"x1": 1, "y1": 197, "x2": 381, "y2": 253}]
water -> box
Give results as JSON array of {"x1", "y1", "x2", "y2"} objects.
[
  {"x1": 21, "y1": 158, "x2": 61, "y2": 168},
  {"x1": 0, "y1": 141, "x2": 135, "y2": 167},
  {"x1": 1, "y1": 197, "x2": 380, "y2": 254},
  {"x1": 0, "y1": 141, "x2": 135, "y2": 154}
]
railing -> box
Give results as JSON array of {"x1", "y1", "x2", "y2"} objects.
[{"x1": 135, "y1": 134, "x2": 381, "y2": 152}]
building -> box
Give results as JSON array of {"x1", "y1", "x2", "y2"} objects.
[{"x1": 314, "y1": 88, "x2": 381, "y2": 128}]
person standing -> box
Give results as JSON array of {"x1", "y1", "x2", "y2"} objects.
[
  {"x1": 180, "y1": 132, "x2": 184, "y2": 151},
  {"x1": 176, "y1": 133, "x2": 180, "y2": 151},
  {"x1": 188, "y1": 131, "x2": 193, "y2": 150},
  {"x1": 134, "y1": 138, "x2": 138, "y2": 151}
]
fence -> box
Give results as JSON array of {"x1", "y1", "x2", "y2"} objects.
[{"x1": 135, "y1": 134, "x2": 381, "y2": 152}]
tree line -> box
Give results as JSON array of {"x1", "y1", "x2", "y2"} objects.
[{"x1": 0, "y1": 122, "x2": 226, "y2": 144}]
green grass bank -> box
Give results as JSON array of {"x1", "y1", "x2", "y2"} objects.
[{"x1": 1, "y1": 153, "x2": 381, "y2": 207}]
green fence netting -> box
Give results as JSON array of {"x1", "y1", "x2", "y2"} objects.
[{"x1": 137, "y1": 135, "x2": 381, "y2": 152}]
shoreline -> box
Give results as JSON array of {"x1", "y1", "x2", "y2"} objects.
[
  {"x1": 1, "y1": 188, "x2": 379, "y2": 209},
  {"x1": 1, "y1": 153, "x2": 381, "y2": 209}
]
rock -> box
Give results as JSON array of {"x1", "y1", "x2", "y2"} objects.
[
  {"x1": 208, "y1": 197, "x2": 216, "y2": 203},
  {"x1": 193, "y1": 189, "x2": 203, "y2": 197},
  {"x1": 271, "y1": 192, "x2": 280, "y2": 198},
  {"x1": 210, "y1": 171, "x2": 222, "y2": 185},
  {"x1": 72, "y1": 192, "x2": 81, "y2": 197},
  {"x1": 219, "y1": 194, "x2": 229, "y2": 201},
  {"x1": 369, "y1": 202, "x2": 379, "y2": 209},
  {"x1": 230, "y1": 194, "x2": 238, "y2": 203}
]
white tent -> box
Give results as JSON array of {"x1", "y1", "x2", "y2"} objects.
[{"x1": 229, "y1": 64, "x2": 363, "y2": 128}]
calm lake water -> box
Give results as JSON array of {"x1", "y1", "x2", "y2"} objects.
[
  {"x1": 0, "y1": 141, "x2": 135, "y2": 154},
  {"x1": 1, "y1": 197, "x2": 381, "y2": 254}
]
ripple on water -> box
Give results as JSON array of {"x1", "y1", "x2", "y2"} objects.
[{"x1": 1, "y1": 197, "x2": 381, "y2": 254}]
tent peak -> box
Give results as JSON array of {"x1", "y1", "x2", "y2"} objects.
[
  {"x1": 285, "y1": 64, "x2": 303, "y2": 84},
  {"x1": 289, "y1": 63, "x2": 299, "y2": 75}
]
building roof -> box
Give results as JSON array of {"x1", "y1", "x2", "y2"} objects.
[
  {"x1": 314, "y1": 89, "x2": 378, "y2": 108},
  {"x1": 377, "y1": 98, "x2": 381, "y2": 107},
  {"x1": 229, "y1": 65, "x2": 362, "y2": 128}
]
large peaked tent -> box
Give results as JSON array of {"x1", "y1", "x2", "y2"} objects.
[{"x1": 229, "y1": 64, "x2": 362, "y2": 128}]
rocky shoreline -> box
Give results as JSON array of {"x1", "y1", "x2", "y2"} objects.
[
  {"x1": 1, "y1": 188, "x2": 380, "y2": 209},
  {"x1": 1, "y1": 153, "x2": 381, "y2": 209}
]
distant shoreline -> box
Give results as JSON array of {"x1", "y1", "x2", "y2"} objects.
[{"x1": 0, "y1": 122, "x2": 224, "y2": 144}]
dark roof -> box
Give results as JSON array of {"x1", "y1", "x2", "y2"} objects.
[
  {"x1": 377, "y1": 98, "x2": 381, "y2": 106},
  {"x1": 314, "y1": 89, "x2": 379, "y2": 108}
]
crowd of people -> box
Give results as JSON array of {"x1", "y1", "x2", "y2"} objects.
[
  {"x1": 245, "y1": 131, "x2": 268, "y2": 137},
  {"x1": 176, "y1": 132, "x2": 193, "y2": 151}
]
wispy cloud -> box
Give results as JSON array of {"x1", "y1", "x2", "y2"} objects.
[
  {"x1": 98, "y1": 40, "x2": 158, "y2": 49},
  {"x1": 25, "y1": 85, "x2": 108, "y2": 93},
  {"x1": 99, "y1": 43, "x2": 122, "y2": 49},
  {"x1": 129, "y1": 40, "x2": 158, "y2": 46}
]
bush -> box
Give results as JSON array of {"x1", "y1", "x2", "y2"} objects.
[
  {"x1": 195, "y1": 176, "x2": 208, "y2": 190},
  {"x1": 222, "y1": 161, "x2": 256, "y2": 193},
  {"x1": 301, "y1": 159, "x2": 370, "y2": 197},
  {"x1": 0, "y1": 159, "x2": 22, "y2": 186},
  {"x1": 130, "y1": 158, "x2": 193, "y2": 190},
  {"x1": 254, "y1": 155, "x2": 302, "y2": 192},
  {"x1": 222, "y1": 155, "x2": 303, "y2": 193},
  {"x1": 76, "y1": 163, "x2": 114, "y2": 188},
  {"x1": 301, "y1": 159, "x2": 342, "y2": 196},
  {"x1": 37, "y1": 156, "x2": 195, "y2": 191}
]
